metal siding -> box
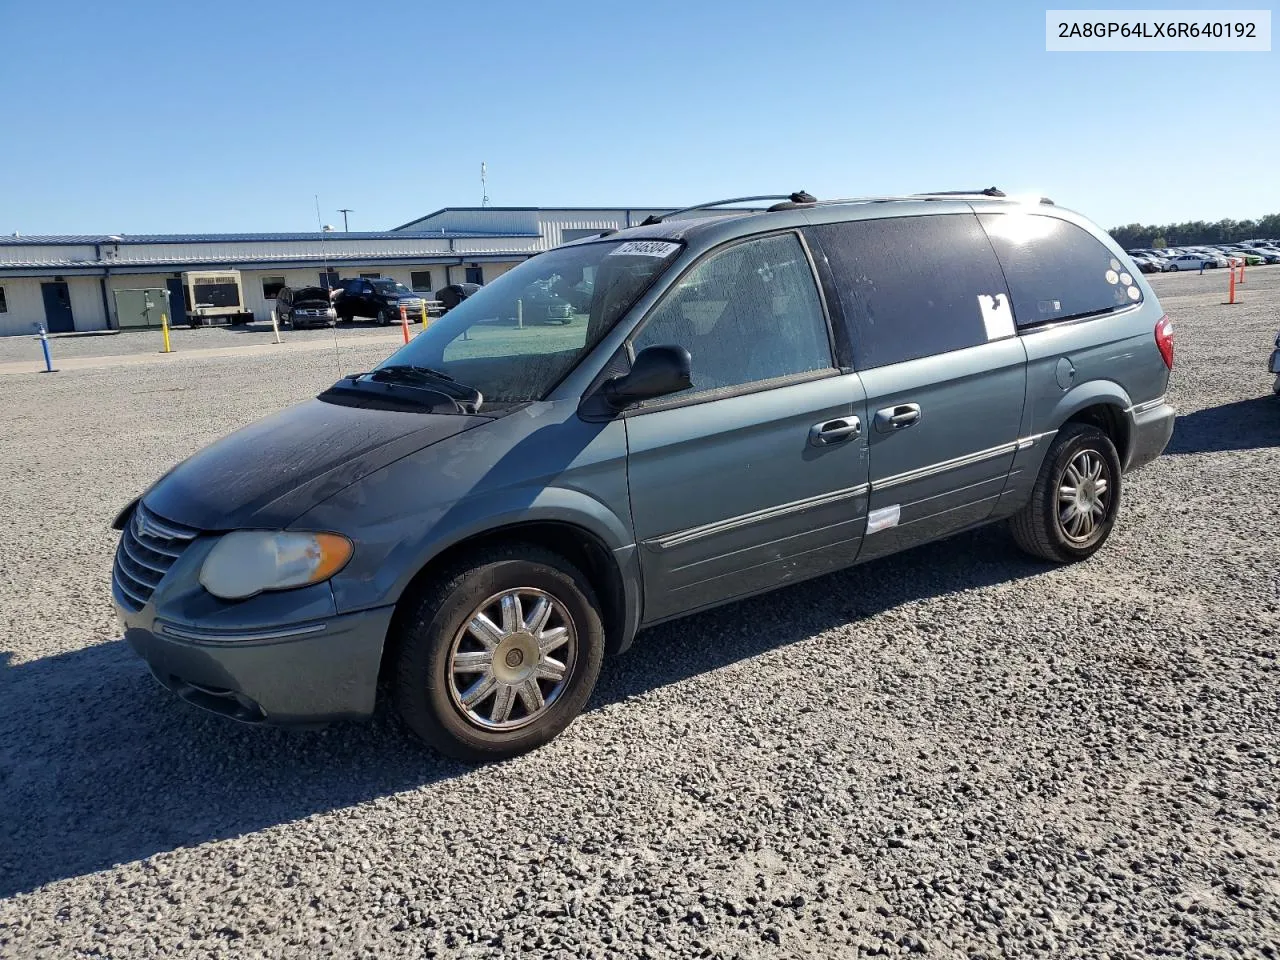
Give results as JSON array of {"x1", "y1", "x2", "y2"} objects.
[
  {"x1": 0, "y1": 278, "x2": 47, "y2": 337},
  {"x1": 67, "y1": 277, "x2": 107, "y2": 331}
]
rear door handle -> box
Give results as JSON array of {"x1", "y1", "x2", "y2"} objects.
[
  {"x1": 874, "y1": 403, "x2": 921, "y2": 433},
  {"x1": 809, "y1": 416, "x2": 861, "y2": 446}
]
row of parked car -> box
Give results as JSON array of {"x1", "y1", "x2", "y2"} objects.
[
  {"x1": 1127, "y1": 239, "x2": 1280, "y2": 273},
  {"x1": 274, "y1": 276, "x2": 582, "y2": 330}
]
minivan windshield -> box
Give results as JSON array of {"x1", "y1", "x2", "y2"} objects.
[
  {"x1": 373, "y1": 239, "x2": 682, "y2": 409},
  {"x1": 372, "y1": 279, "x2": 414, "y2": 297}
]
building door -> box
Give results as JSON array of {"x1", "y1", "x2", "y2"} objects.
[
  {"x1": 464, "y1": 266, "x2": 484, "y2": 285},
  {"x1": 164, "y1": 278, "x2": 188, "y2": 326},
  {"x1": 41, "y1": 282, "x2": 75, "y2": 333}
]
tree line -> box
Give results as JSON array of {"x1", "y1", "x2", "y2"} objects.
[{"x1": 1109, "y1": 214, "x2": 1280, "y2": 250}]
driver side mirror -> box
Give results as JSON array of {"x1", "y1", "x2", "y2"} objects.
[{"x1": 604, "y1": 345, "x2": 692, "y2": 408}]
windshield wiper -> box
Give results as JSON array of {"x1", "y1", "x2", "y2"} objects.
[
  {"x1": 376, "y1": 363, "x2": 457, "y2": 383},
  {"x1": 358, "y1": 366, "x2": 484, "y2": 413}
]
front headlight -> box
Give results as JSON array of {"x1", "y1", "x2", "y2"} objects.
[{"x1": 199, "y1": 531, "x2": 353, "y2": 600}]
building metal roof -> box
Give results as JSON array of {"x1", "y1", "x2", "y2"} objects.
[
  {"x1": 0, "y1": 230, "x2": 538, "y2": 246},
  {"x1": 0, "y1": 250, "x2": 536, "y2": 275}
]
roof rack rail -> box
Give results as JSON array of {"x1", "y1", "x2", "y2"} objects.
[
  {"x1": 640, "y1": 192, "x2": 816, "y2": 226},
  {"x1": 914, "y1": 187, "x2": 1006, "y2": 198}
]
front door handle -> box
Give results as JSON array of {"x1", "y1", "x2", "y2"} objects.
[
  {"x1": 874, "y1": 403, "x2": 921, "y2": 433},
  {"x1": 809, "y1": 416, "x2": 861, "y2": 446}
]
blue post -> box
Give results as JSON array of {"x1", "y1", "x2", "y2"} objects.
[{"x1": 37, "y1": 323, "x2": 58, "y2": 374}]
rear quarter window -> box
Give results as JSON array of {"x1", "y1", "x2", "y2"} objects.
[{"x1": 978, "y1": 213, "x2": 1142, "y2": 328}]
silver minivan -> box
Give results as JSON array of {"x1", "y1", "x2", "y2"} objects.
[{"x1": 112, "y1": 190, "x2": 1176, "y2": 760}]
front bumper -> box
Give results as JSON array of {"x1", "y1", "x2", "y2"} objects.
[
  {"x1": 121, "y1": 606, "x2": 396, "y2": 724},
  {"x1": 1126, "y1": 399, "x2": 1176, "y2": 472}
]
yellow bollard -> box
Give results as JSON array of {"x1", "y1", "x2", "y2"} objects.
[
  {"x1": 421, "y1": 302, "x2": 429, "y2": 331},
  {"x1": 160, "y1": 313, "x2": 173, "y2": 354}
]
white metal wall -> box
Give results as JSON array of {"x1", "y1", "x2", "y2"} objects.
[{"x1": 0, "y1": 276, "x2": 107, "y2": 336}]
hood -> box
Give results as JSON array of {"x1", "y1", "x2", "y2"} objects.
[{"x1": 143, "y1": 398, "x2": 487, "y2": 530}]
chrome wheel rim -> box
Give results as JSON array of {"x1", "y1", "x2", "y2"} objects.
[
  {"x1": 446, "y1": 588, "x2": 576, "y2": 731},
  {"x1": 1057, "y1": 449, "x2": 1110, "y2": 542}
]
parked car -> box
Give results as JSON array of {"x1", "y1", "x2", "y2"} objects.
[
  {"x1": 1249, "y1": 247, "x2": 1280, "y2": 264},
  {"x1": 335, "y1": 277, "x2": 427, "y2": 325},
  {"x1": 1129, "y1": 255, "x2": 1163, "y2": 274},
  {"x1": 275, "y1": 286, "x2": 337, "y2": 328},
  {"x1": 1167, "y1": 253, "x2": 1218, "y2": 270},
  {"x1": 436, "y1": 282, "x2": 482, "y2": 313},
  {"x1": 1229, "y1": 250, "x2": 1264, "y2": 266},
  {"x1": 110, "y1": 191, "x2": 1175, "y2": 760},
  {"x1": 1271, "y1": 329, "x2": 1280, "y2": 394},
  {"x1": 519, "y1": 280, "x2": 576, "y2": 324}
]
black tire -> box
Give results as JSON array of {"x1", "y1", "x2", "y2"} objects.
[
  {"x1": 1169, "y1": 264, "x2": 1179, "y2": 271},
  {"x1": 392, "y1": 543, "x2": 605, "y2": 761},
  {"x1": 378, "y1": 307, "x2": 394, "y2": 326},
  {"x1": 1010, "y1": 423, "x2": 1122, "y2": 564}
]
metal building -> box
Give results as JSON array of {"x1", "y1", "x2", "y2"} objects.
[
  {"x1": 0, "y1": 207, "x2": 740, "y2": 337},
  {"x1": 0, "y1": 231, "x2": 538, "y2": 337}
]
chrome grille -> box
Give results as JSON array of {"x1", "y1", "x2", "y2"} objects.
[{"x1": 112, "y1": 503, "x2": 199, "y2": 612}]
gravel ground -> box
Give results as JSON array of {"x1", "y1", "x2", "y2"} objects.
[
  {"x1": 0, "y1": 320, "x2": 404, "y2": 365},
  {"x1": 1, "y1": 269, "x2": 1278, "y2": 958}
]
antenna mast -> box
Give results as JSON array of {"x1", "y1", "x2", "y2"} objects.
[{"x1": 481, "y1": 162, "x2": 489, "y2": 208}]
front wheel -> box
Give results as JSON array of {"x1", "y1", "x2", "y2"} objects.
[
  {"x1": 392, "y1": 544, "x2": 605, "y2": 761},
  {"x1": 1169, "y1": 264, "x2": 1179, "y2": 271},
  {"x1": 378, "y1": 307, "x2": 394, "y2": 326},
  {"x1": 1010, "y1": 423, "x2": 1122, "y2": 563}
]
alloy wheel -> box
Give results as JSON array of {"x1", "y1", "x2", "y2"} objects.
[
  {"x1": 446, "y1": 588, "x2": 576, "y2": 731},
  {"x1": 1057, "y1": 449, "x2": 1111, "y2": 542}
]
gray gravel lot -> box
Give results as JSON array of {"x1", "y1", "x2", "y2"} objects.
[
  {"x1": 1, "y1": 269, "x2": 1278, "y2": 958},
  {"x1": 0, "y1": 320, "x2": 404, "y2": 365}
]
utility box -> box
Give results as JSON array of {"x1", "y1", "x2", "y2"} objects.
[{"x1": 114, "y1": 287, "x2": 171, "y2": 329}]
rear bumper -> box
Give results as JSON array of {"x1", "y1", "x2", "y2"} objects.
[
  {"x1": 1125, "y1": 399, "x2": 1176, "y2": 472},
  {"x1": 122, "y1": 606, "x2": 395, "y2": 724}
]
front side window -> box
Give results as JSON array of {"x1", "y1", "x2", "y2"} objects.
[
  {"x1": 374, "y1": 239, "x2": 680, "y2": 409},
  {"x1": 630, "y1": 232, "x2": 833, "y2": 400},
  {"x1": 979, "y1": 213, "x2": 1143, "y2": 328},
  {"x1": 262, "y1": 276, "x2": 286, "y2": 299},
  {"x1": 807, "y1": 214, "x2": 1013, "y2": 370}
]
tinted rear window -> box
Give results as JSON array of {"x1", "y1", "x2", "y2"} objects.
[
  {"x1": 978, "y1": 213, "x2": 1142, "y2": 328},
  {"x1": 806, "y1": 214, "x2": 1013, "y2": 369}
]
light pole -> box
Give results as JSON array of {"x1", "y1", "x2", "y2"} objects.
[{"x1": 338, "y1": 208, "x2": 353, "y2": 232}]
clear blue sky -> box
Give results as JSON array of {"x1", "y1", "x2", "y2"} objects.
[{"x1": 0, "y1": 0, "x2": 1275, "y2": 234}]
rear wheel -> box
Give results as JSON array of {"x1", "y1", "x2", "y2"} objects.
[
  {"x1": 1010, "y1": 423, "x2": 1122, "y2": 563},
  {"x1": 392, "y1": 544, "x2": 605, "y2": 761}
]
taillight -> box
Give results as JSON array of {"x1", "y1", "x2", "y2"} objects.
[{"x1": 1155, "y1": 314, "x2": 1174, "y2": 370}]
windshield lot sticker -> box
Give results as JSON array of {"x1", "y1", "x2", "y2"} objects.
[
  {"x1": 978, "y1": 293, "x2": 1015, "y2": 341},
  {"x1": 611, "y1": 240, "x2": 681, "y2": 258}
]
